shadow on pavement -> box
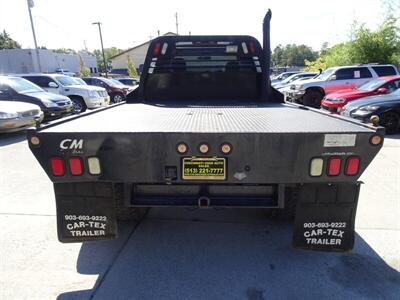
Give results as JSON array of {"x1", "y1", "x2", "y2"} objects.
[
  {"x1": 57, "y1": 208, "x2": 400, "y2": 300},
  {"x1": 0, "y1": 131, "x2": 27, "y2": 146}
]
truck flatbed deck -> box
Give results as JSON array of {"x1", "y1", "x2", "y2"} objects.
[{"x1": 43, "y1": 102, "x2": 373, "y2": 133}]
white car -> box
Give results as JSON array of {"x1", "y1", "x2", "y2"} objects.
[
  {"x1": 0, "y1": 101, "x2": 43, "y2": 132},
  {"x1": 20, "y1": 74, "x2": 110, "y2": 113}
]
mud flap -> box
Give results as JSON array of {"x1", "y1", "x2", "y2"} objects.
[
  {"x1": 54, "y1": 182, "x2": 117, "y2": 243},
  {"x1": 293, "y1": 182, "x2": 360, "y2": 252}
]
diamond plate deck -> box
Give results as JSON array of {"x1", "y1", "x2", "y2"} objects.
[{"x1": 43, "y1": 103, "x2": 373, "y2": 133}]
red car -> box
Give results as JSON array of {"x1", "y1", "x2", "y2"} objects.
[{"x1": 321, "y1": 75, "x2": 400, "y2": 113}]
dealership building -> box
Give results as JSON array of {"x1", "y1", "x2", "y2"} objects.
[{"x1": 0, "y1": 49, "x2": 98, "y2": 75}]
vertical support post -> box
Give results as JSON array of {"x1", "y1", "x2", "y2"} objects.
[{"x1": 27, "y1": 0, "x2": 42, "y2": 72}]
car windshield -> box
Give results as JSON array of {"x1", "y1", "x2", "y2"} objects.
[
  {"x1": 72, "y1": 78, "x2": 87, "y2": 85},
  {"x1": 55, "y1": 75, "x2": 78, "y2": 86},
  {"x1": 110, "y1": 79, "x2": 124, "y2": 86},
  {"x1": 5, "y1": 77, "x2": 43, "y2": 93},
  {"x1": 316, "y1": 68, "x2": 336, "y2": 80},
  {"x1": 356, "y1": 79, "x2": 386, "y2": 91}
]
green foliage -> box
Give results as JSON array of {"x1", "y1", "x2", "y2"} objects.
[
  {"x1": 0, "y1": 30, "x2": 21, "y2": 49},
  {"x1": 78, "y1": 55, "x2": 90, "y2": 77},
  {"x1": 272, "y1": 44, "x2": 318, "y2": 67},
  {"x1": 53, "y1": 48, "x2": 76, "y2": 54},
  {"x1": 93, "y1": 47, "x2": 124, "y2": 72},
  {"x1": 127, "y1": 55, "x2": 138, "y2": 77},
  {"x1": 304, "y1": 14, "x2": 400, "y2": 71}
]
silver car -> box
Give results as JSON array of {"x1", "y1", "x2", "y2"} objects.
[{"x1": 0, "y1": 101, "x2": 44, "y2": 133}]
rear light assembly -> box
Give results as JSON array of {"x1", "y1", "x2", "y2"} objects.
[
  {"x1": 345, "y1": 156, "x2": 360, "y2": 176},
  {"x1": 50, "y1": 157, "x2": 65, "y2": 177},
  {"x1": 327, "y1": 157, "x2": 341, "y2": 176},
  {"x1": 69, "y1": 157, "x2": 83, "y2": 176},
  {"x1": 50, "y1": 157, "x2": 102, "y2": 176}
]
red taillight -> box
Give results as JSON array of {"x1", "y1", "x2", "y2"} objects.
[
  {"x1": 327, "y1": 157, "x2": 341, "y2": 176},
  {"x1": 50, "y1": 157, "x2": 64, "y2": 176},
  {"x1": 345, "y1": 156, "x2": 360, "y2": 176},
  {"x1": 69, "y1": 157, "x2": 83, "y2": 176},
  {"x1": 152, "y1": 42, "x2": 161, "y2": 56},
  {"x1": 248, "y1": 42, "x2": 256, "y2": 54}
]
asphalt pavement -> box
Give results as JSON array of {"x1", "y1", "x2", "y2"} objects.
[{"x1": 0, "y1": 131, "x2": 399, "y2": 300}]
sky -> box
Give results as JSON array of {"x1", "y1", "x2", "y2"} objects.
[{"x1": 0, "y1": 0, "x2": 390, "y2": 52}]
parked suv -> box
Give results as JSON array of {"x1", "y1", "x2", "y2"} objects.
[
  {"x1": 21, "y1": 74, "x2": 109, "y2": 113},
  {"x1": 82, "y1": 77, "x2": 130, "y2": 103},
  {"x1": 285, "y1": 64, "x2": 399, "y2": 108},
  {"x1": 0, "y1": 76, "x2": 72, "y2": 120}
]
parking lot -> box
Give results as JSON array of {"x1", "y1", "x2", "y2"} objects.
[{"x1": 0, "y1": 131, "x2": 398, "y2": 300}]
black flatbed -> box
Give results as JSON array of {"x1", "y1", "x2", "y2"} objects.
[{"x1": 42, "y1": 102, "x2": 374, "y2": 134}]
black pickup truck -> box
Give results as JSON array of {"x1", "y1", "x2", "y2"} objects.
[{"x1": 28, "y1": 11, "x2": 384, "y2": 252}]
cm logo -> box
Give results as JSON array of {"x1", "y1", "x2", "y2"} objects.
[{"x1": 60, "y1": 139, "x2": 83, "y2": 150}]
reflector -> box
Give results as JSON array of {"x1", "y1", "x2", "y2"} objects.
[
  {"x1": 327, "y1": 157, "x2": 341, "y2": 176},
  {"x1": 69, "y1": 157, "x2": 83, "y2": 176},
  {"x1": 50, "y1": 157, "x2": 64, "y2": 176},
  {"x1": 345, "y1": 157, "x2": 360, "y2": 176}
]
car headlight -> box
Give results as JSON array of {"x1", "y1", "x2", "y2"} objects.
[
  {"x1": 327, "y1": 98, "x2": 345, "y2": 103},
  {"x1": 359, "y1": 105, "x2": 380, "y2": 111},
  {"x1": 0, "y1": 112, "x2": 18, "y2": 119},
  {"x1": 42, "y1": 99, "x2": 58, "y2": 108},
  {"x1": 89, "y1": 90, "x2": 99, "y2": 98}
]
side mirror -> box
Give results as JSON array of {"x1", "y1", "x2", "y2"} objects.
[
  {"x1": 48, "y1": 82, "x2": 58, "y2": 88},
  {"x1": 329, "y1": 75, "x2": 337, "y2": 81},
  {"x1": 377, "y1": 87, "x2": 388, "y2": 94}
]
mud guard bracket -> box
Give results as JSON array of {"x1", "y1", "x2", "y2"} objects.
[
  {"x1": 293, "y1": 182, "x2": 361, "y2": 252},
  {"x1": 54, "y1": 182, "x2": 117, "y2": 243}
]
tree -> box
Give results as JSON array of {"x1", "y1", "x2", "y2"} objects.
[
  {"x1": 93, "y1": 47, "x2": 124, "y2": 73},
  {"x1": 53, "y1": 48, "x2": 76, "y2": 54},
  {"x1": 304, "y1": 14, "x2": 400, "y2": 71},
  {"x1": 127, "y1": 55, "x2": 138, "y2": 77},
  {"x1": 271, "y1": 44, "x2": 318, "y2": 67},
  {"x1": 78, "y1": 54, "x2": 90, "y2": 77},
  {"x1": 0, "y1": 30, "x2": 21, "y2": 49}
]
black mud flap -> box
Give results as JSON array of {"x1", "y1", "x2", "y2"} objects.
[
  {"x1": 54, "y1": 182, "x2": 117, "y2": 243},
  {"x1": 293, "y1": 183, "x2": 360, "y2": 252}
]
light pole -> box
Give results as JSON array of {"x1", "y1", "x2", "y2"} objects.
[
  {"x1": 92, "y1": 22, "x2": 107, "y2": 78},
  {"x1": 27, "y1": 0, "x2": 42, "y2": 72}
]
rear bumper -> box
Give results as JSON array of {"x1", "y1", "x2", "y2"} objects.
[
  {"x1": 53, "y1": 181, "x2": 361, "y2": 252},
  {"x1": 0, "y1": 113, "x2": 43, "y2": 132}
]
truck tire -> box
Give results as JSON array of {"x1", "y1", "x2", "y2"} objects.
[
  {"x1": 70, "y1": 96, "x2": 87, "y2": 113},
  {"x1": 380, "y1": 111, "x2": 400, "y2": 134},
  {"x1": 302, "y1": 89, "x2": 323, "y2": 108},
  {"x1": 111, "y1": 93, "x2": 124, "y2": 103}
]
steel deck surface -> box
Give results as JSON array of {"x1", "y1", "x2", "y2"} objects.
[{"x1": 42, "y1": 103, "x2": 374, "y2": 133}]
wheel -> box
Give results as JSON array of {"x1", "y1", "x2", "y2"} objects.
[
  {"x1": 380, "y1": 111, "x2": 400, "y2": 134},
  {"x1": 70, "y1": 97, "x2": 87, "y2": 113},
  {"x1": 302, "y1": 89, "x2": 323, "y2": 108},
  {"x1": 111, "y1": 93, "x2": 124, "y2": 103}
]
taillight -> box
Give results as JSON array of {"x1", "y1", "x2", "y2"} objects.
[
  {"x1": 87, "y1": 157, "x2": 101, "y2": 175},
  {"x1": 69, "y1": 157, "x2": 83, "y2": 176},
  {"x1": 248, "y1": 42, "x2": 256, "y2": 54},
  {"x1": 310, "y1": 157, "x2": 323, "y2": 177},
  {"x1": 327, "y1": 157, "x2": 341, "y2": 176},
  {"x1": 345, "y1": 156, "x2": 360, "y2": 176},
  {"x1": 50, "y1": 157, "x2": 64, "y2": 176},
  {"x1": 152, "y1": 42, "x2": 161, "y2": 56}
]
